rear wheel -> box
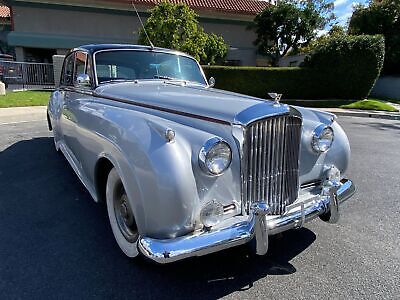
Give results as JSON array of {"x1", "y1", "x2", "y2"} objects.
[{"x1": 106, "y1": 168, "x2": 139, "y2": 257}]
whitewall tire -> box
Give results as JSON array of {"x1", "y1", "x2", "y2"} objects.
[{"x1": 106, "y1": 168, "x2": 139, "y2": 258}]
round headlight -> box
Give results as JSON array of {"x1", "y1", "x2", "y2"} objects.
[
  {"x1": 312, "y1": 125, "x2": 334, "y2": 153},
  {"x1": 199, "y1": 137, "x2": 232, "y2": 175}
]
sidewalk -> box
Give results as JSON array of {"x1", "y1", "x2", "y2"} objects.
[
  {"x1": 0, "y1": 106, "x2": 47, "y2": 124},
  {"x1": 317, "y1": 107, "x2": 400, "y2": 120}
]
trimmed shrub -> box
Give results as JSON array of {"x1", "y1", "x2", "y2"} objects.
[
  {"x1": 203, "y1": 66, "x2": 317, "y2": 99},
  {"x1": 203, "y1": 35, "x2": 385, "y2": 100},
  {"x1": 303, "y1": 35, "x2": 385, "y2": 99}
]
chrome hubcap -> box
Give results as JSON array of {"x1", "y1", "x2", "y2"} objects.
[{"x1": 114, "y1": 186, "x2": 138, "y2": 243}]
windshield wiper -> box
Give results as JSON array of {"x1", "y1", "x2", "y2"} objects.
[
  {"x1": 153, "y1": 75, "x2": 184, "y2": 81},
  {"x1": 99, "y1": 79, "x2": 135, "y2": 84}
]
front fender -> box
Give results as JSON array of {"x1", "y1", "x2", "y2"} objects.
[
  {"x1": 86, "y1": 102, "x2": 211, "y2": 239},
  {"x1": 124, "y1": 115, "x2": 239, "y2": 239},
  {"x1": 295, "y1": 106, "x2": 350, "y2": 184}
]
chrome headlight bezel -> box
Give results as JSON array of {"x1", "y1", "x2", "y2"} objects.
[
  {"x1": 312, "y1": 124, "x2": 334, "y2": 153},
  {"x1": 199, "y1": 137, "x2": 232, "y2": 176}
]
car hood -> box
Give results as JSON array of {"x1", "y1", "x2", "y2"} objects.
[{"x1": 94, "y1": 81, "x2": 291, "y2": 125}]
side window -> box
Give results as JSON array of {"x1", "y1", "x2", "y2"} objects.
[
  {"x1": 74, "y1": 51, "x2": 87, "y2": 82},
  {"x1": 62, "y1": 54, "x2": 74, "y2": 86}
]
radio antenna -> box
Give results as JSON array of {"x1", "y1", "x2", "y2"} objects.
[{"x1": 131, "y1": 1, "x2": 154, "y2": 49}]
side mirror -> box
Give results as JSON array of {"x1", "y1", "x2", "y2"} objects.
[
  {"x1": 76, "y1": 73, "x2": 91, "y2": 88},
  {"x1": 208, "y1": 77, "x2": 216, "y2": 88}
]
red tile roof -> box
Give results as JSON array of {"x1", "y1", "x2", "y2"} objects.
[
  {"x1": 130, "y1": 0, "x2": 270, "y2": 15},
  {"x1": 0, "y1": 6, "x2": 10, "y2": 18}
]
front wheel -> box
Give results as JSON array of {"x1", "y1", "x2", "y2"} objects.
[{"x1": 106, "y1": 168, "x2": 139, "y2": 258}]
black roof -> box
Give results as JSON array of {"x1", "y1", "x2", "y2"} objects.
[{"x1": 73, "y1": 44, "x2": 189, "y2": 57}]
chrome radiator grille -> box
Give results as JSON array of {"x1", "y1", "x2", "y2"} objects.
[{"x1": 242, "y1": 115, "x2": 302, "y2": 215}]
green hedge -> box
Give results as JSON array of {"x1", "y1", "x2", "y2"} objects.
[{"x1": 203, "y1": 35, "x2": 385, "y2": 100}]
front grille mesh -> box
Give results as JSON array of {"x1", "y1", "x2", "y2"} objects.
[{"x1": 242, "y1": 115, "x2": 302, "y2": 215}]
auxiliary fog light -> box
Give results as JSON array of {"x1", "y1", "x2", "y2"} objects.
[
  {"x1": 200, "y1": 200, "x2": 224, "y2": 228},
  {"x1": 326, "y1": 165, "x2": 341, "y2": 184}
]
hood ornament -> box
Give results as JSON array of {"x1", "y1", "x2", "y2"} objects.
[{"x1": 268, "y1": 92, "x2": 282, "y2": 106}]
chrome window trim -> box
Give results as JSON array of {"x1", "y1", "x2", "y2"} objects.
[
  {"x1": 73, "y1": 50, "x2": 89, "y2": 88},
  {"x1": 60, "y1": 52, "x2": 76, "y2": 87},
  {"x1": 92, "y1": 48, "x2": 208, "y2": 87},
  {"x1": 60, "y1": 50, "x2": 91, "y2": 89}
]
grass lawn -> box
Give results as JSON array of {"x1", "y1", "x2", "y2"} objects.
[
  {"x1": 0, "y1": 91, "x2": 51, "y2": 108},
  {"x1": 283, "y1": 98, "x2": 398, "y2": 112},
  {"x1": 340, "y1": 99, "x2": 399, "y2": 112}
]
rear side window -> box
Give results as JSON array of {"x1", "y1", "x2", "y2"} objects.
[{"x1": 61, "y1": 54, "x2": 74, "y2": 86}]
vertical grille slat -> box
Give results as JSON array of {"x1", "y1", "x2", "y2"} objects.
[{"x1": 243, "y1": 115, "x2": 302, "y2": 215}]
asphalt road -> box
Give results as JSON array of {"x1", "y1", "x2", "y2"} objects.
[{"x1": 0, "y1": 116, "x2": 399, "y2": 299}]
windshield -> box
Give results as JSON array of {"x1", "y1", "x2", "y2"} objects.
[{"x1": 94, "y1": 50, "x2": 207, "y2": 85}]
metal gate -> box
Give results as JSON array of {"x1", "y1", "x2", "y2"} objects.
[{"x1": 0, "y1": 60, "x2": 55, "y2": 90}]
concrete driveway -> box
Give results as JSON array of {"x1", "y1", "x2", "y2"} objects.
[
  {"x1": 0, "y1": 106, "x2": 47, "y2": 124},
  {"x1": 0, "y1": 110, "x2": 399, "y2": 299}
]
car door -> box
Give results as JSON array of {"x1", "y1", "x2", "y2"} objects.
[
  {"x1": 63, "y1": 51, "x2": 98, "y2": 183},
  {"x1": 60, "y1": 51, "x2": 92, "y2": 171},
  {"x1": 59, "y1": 52, "x2": 76, "y2": 157}
]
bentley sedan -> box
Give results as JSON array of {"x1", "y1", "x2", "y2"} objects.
[{"x1": 47, "y1": 44, "x2": 355, "y2": 263}]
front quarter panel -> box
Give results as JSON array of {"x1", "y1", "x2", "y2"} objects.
[
  {"x1": 80, "y1": 98, "x2": 241, "y2": 239},
  {"x1": 295, "y1": 106, "x2": 351, "y2": 184}
]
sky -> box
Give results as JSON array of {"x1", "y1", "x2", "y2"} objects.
[{"x1": 333, "y1": 0, "x2": 368, "y2": 27}]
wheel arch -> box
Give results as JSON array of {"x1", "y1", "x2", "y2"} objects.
[
  {"x1": 47, "y1": 110, "x2": 53, "y2": 131},
  {"x1": 94, "y1": 156, "x2": 115, "y2": 203}
]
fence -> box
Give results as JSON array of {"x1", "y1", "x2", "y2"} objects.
[{"x1": 0, "y1": 60, "x2": 55, "y2": 90}]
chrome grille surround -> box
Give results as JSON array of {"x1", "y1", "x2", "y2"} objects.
[{"x1": 242, "y1": 113, "x2": 302, "y2": 215}]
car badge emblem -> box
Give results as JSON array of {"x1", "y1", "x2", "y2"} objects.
[{"x1": 268, "y1": 92, "x2": 282, "y2": 106}]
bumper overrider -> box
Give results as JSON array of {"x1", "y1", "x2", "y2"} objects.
[{"x1": 138, "y1": 178, "x2": 355, "y2": 263}]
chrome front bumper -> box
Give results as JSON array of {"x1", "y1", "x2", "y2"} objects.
[{"x1": 138, "y1": 179, "x2": 355, "y2": 264}]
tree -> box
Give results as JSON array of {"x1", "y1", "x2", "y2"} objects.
[
  {"x1": 295, "y1": 24, "x2": 346, "y2": 54},
  {"x1": 250, "y1": 0, "x2": 334, "y2": 65},
  {"x1": 203, "y1": 33, "x2": 228, "y2": 65},
  {"x1": 349, "y1": 0, "x2": 400, "y2": 74},
  {"x1": 138, "y1": 2, "x2": 227, "y2": 64}
]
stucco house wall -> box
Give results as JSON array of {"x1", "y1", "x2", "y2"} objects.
[{"x1": 5, "y1": 1, "x2": 265, "y2": 65}]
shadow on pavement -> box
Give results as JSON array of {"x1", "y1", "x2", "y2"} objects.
[
  {"x1": 347, "y1": 119, "x2": 400, "y2": 133},
  {"x1": 364, "y1": 122, "x2": 400, "y2": 133},
  {"x1": 0, "y1": 137, "x2": 316, "y2": 299}
]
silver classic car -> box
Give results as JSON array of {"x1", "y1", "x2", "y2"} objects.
[{"x1": 47, "y1": 44, "x2": 355, "y2": 263}]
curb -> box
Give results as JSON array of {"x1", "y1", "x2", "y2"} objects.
[{"x1": 318, "y1": 109, "x2": 400, "y2": 121}]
